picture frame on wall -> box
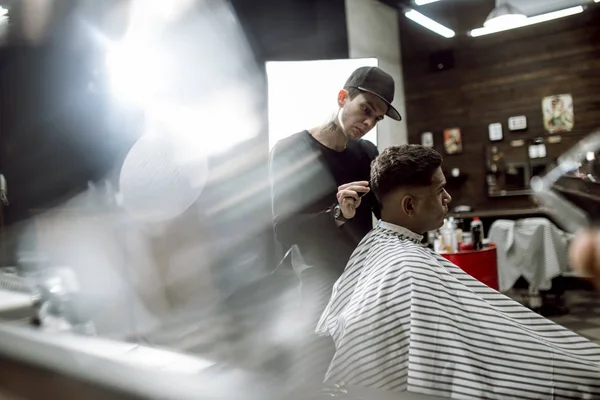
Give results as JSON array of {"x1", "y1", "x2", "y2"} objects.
[
  {"x1": 488, "y1": 123, "x2": 503, "y2": 142},
  {"x1": 443, "y1": 128, "x2": 463, "y2": 154},
  {"x1": 542, "y1": 94, "x2": 574, "y2": 134},
  {"x1": 421, "y1": 132, "x2": 434, "y2": 148},
  {"x1": 508, "y1": 115, "x2": 527, "y2": 131}
]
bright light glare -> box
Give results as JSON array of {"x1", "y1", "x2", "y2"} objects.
[
  {"x1": 104, "y1": 0, "x2": 194, "y2": 106},
  {"x1": 0, "y1": 6, "x2": 7, "y2": 17},
  {"x1": 484, "y1": 13, "x2": 527, "y2": 28},
  {"x1": 415, "y1": 0, "x2": 441, "y2": 5},
  {"x1": 405, "y1": 10, "x2": 455, "y2": 38},
  {"x1": 106, "y1": 41, "x2": 167, "y2": 105},
  {"x1": 266, "y1": 58, "x2": 378, "y2": 151},
  {"x1": 106, "y1": 0, "x2": 260, "y2": 155},
  {"x1": 127, "y1": 0, "x2": 194, "y2": 33},
  {"x1": 470, "y1": 6, "x2": 584, "y2": 37},
  {"x1": 147, "y1": 91, "x2": 261, "y2": 155}
]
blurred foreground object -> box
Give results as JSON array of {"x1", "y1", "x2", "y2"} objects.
[
  {"x1": 531, "y1": 131, "x2": 600, "y2": 287},
  {"x1": 531, "y1": 131, "x2": 600, "y2": 233},
  {"x1": 118, "y1": 133, "x2": 208, "y2": 222},
  {"x1": 570, "y1": 230, "x2": 600, "y2": 288}
]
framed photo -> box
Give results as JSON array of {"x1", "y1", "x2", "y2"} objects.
[
  {"x1": 542, "y1": 94, "x2": 574, "y2": 134},
  {"x1": 421, "y1": 132, "x2": 434, "y2": 148},
  {"x1": 488, "y1": 123, "x2": 503, "y2": 142},
  {"x1": 443, "y1": 128, "x2": 462, "y2": 154},
  {"x1": 508, "y1": 115, "x2": 527, "y2": 131}
]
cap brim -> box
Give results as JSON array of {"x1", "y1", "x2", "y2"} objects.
[
  {"x1": 385, "y1": 104, "x2": 402, "y2": 121},
  {"x1": 357, "y1": 87, "x2": 402, "y2": 121}
]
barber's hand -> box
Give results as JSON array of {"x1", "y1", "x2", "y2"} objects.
[
  {"x1": 336, "y1": 181, "x2": 370, "y2": 219},
  {"x1": 570, "y1": 230, "x2": 600, "y2": 288}
]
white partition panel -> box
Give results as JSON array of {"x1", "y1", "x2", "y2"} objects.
[{"x1": 266, "y1": 58, "x2": 378, "y2": 151}]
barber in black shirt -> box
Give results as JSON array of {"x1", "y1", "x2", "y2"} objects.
[
  {"x1": 268, "y1": 66, "x2": 401, "y2": 389},
  {"x1": 269, "y1": 67, "x2": 402, "y2": 285}
]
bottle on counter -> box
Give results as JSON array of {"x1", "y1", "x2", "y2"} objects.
[
  {"x1": 470, "y1": 217, "x2": 484, "y2": 250},
  {"x1": 426, "y1": 230, "x2": 436, "y2": 250},
  {"x1": 440, "y1": 218, "x2": 458, "y2": 253},
  {"x1": 453, "y1": 218, "x2": 463, "y2": 246},
  {"x1": 433, "y1": 230, "x2": 442, "y2": 253}
]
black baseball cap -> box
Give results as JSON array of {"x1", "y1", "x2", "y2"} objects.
[{"x1": 344, "y1": 66, "x2": 402, "y2": 121}]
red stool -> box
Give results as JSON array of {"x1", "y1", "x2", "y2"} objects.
[{"x1": 441, "y1": 244, "x2": 499, "y2": 291}]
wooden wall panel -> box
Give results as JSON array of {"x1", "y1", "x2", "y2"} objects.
[{"x1": 401, "y1": 2, "x2": 600, "y2": 210}]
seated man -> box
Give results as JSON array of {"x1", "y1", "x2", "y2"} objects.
[{"x1": 316, "y1": 145, "x2": 600, "y2": 399}]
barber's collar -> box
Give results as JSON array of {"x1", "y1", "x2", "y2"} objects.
[{"x1": 376, "y1": 220, "x2": 423, "y2": 244}]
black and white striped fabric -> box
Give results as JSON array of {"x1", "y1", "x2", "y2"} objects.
[{"x1": 316, "y1": 221, "x2": 600, "y2": 399}]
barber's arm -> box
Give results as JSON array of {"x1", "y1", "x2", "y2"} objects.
[
  {"x1": 269, "y1": 143, "x2": 368, "y2": 248},
  {"x1": 269, "y1": 144, "x2": 337, "y2": 248}
]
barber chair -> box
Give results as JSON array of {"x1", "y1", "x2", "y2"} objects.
[{"x1": 489, "y1": 218, "x2": 572, "y2": 316}]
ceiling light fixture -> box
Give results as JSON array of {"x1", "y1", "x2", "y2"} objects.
[
  {"x1": 470, "y1": 6, "x2": 584, "y2": 37},
  {"x1": 414, "y1": 0, "x2": 442, "y2": 5},
  {"x1": 484, "y1": 0, "x2": 526, "y2": 27},
  {"x1": 405, "y1": 10, "x2": 455, "y2": 38}
]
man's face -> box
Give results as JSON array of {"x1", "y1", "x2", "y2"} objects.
[
  {"x1": 412, "y1": 167, "x2": 452, "y2": 232},
  {"x1": 337, "y1": 91, "x2": 387, "y2": 140}
]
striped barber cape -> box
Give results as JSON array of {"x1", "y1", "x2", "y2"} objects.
[{"x1": 316, "y1": 221, "x2": 600, "y2": 399}]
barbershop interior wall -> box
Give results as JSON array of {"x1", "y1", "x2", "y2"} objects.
[
  {"x1": 401, "y1": 1, "x2": 600, "y2": 210},
  {"x1": 345, "y1": 0, "x2": 407, "y2": 149}
]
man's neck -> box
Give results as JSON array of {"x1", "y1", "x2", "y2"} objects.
[
  {"x1": 309, "y1": 121, "x2": 349, "y2": 151},
  {"x1": 380, "y1": 213, "x2": 424, "y2": 235}
]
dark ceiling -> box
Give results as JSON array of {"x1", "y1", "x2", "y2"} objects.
[
  {"x1": 378, "y1": 0, "x2": 498, "y2": 34},
  {"x1": 379, "y1": 0, "x2": 594, "y2": 36}
]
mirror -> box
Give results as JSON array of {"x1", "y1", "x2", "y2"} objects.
[{"x1": 485, "y1": 135, "x2": 582, "y2": 197}]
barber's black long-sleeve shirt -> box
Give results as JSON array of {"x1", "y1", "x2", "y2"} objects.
[{"x1": 269, "y1": 131, "x2": 381, "y2": 274}]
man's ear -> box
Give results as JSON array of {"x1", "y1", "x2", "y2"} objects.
[
  {"x1": 337, "y1": 89, "x2": 349, "y2": 108},
  {"x1": 401, "y1": 195, "x2": 415, "y2": 216}
]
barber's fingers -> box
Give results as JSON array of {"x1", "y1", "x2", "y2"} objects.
[
  {"x1": 337, "y1": 189, "x2": 360, "y2": 204},
  {"x1": 338, "y1": 181, "x2": 369, "y2": 191},
  {"x1": 347, "y1": 185, "x2": 370, "y2": 196},
  {"x1": 336, "y1": 186, "x2": 369, "y2": 202},
  {"x1": 342, "y1": 194, "x2": 362, "y2": 209},
  {"x1": 570, "y1": 230, "x2": 600, "y2": 288},
  {"x1": 340, "y1": 197, "x2": 360, "y2": 219}
]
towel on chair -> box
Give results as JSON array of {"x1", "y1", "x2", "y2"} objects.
[{"x1": 489, "y1": 218, "x2": 572, "y2": 292}]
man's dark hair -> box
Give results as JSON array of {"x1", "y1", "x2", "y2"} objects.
[{"x1": 371, "y1": 145, "x2": 443, "y2": 203}]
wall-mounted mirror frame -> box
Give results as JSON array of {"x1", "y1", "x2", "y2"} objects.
[{"x1": 485, "y1": 135, "x2": 581, "y2": 198}]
